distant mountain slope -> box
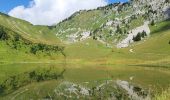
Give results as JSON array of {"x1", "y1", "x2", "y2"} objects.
[
  {"x1": 0, "y1": 0, "x2": 169, "y2": 47},
  {"x1": 0, "y1": 13, "x2": 66, "y2": 62},
  {"x1": 0, "y1": 25, "x2": 65, "y2": 62},
  {"x1": 0, "y1": 13, "x2": 60, "y2": 45},
  {"x1": 51, "y1": 0, "x2": 170, "y2": 47}
]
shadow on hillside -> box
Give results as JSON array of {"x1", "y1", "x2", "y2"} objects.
[
  {"x1": 151, "y1": 7, "x2": 170, "y2": 34},
  {"x1": 0, "y1": 12, "x2": 10, "y2": 18},
  {"x1": 152, "y1": 19, "x2": 170, "y2": 34}
]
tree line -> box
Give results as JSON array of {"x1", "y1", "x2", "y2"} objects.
[{"x1": 0, "y1": 26, "x2": 65, "y2": 56}]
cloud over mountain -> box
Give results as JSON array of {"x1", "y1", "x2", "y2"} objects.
[{"x1": 8, "y1": 0, "x2": 108, "y2": 25}]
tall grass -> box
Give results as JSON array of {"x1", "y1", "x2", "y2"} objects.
[{"x1": 154, "y1": 88, "x2": 170, "y2": 100}]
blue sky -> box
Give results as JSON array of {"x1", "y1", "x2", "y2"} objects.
[
  {"x1": 0, "y1": 0, "x2": 30, "y2": 13},
  {"x1": 0, "y1": 0, "x2": 128, "y2": 13}
]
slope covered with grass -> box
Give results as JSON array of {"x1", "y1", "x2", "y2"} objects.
[
  {"x1": 0, "y1": 27, "x2": 65, "y2": 63},
  {"x1": 0, "y1": 13, "x2": 60, "y2": 45}
]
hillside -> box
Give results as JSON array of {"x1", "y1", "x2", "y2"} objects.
[
  {"x1": 0, "y1": 12, "x2": 61, "y2": 45},
  {"x1": 0, "y1": 0, "x2": 170, "y2": 99},
  {"x1": 0, "y1": 0, "x2": 169, "y2": 48},
  {"x1": 0, "y1": 13, "x2": 66, "y2": 63},
  {"x1": 52, "y1": 0, "x2": 170, "y2": 47}
]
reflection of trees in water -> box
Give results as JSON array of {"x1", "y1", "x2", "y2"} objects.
[
  {"x1": 0, "y1": 66, "x2": 66, "y2": 95},
  {"x1": 60, "y1": 54, "x2": 67, "y2": 79},
  {"x1": 59, "y1": 69, "x2": 66, "y2": 79}
]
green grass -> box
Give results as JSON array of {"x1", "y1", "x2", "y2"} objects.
[
  {"x1": 0, "y1": 41, "x2": 37, "y2": 62},
  {"x1": 150, "y1": 19, "x2": 170, "y2": 34},
  {"x1": 64, "y1": 39, "x2": 111, "y2": 59},
  {"x1": 0, "y1": 41, "x2": 64, "y2": 63},
  {"x1": 154, "y1": 88, "x2": 170, "y2": 100},
  {"x1": 0, "y1": 13, "x2": 61, "y2": 45}
]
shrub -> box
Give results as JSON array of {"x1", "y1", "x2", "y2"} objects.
[
  {"x1": 151, "y1": 20, "x2": 155, "y2": 26},
  {"x1": 93, "y1": 36, "x2": 97, "y2": 40},
  {"x1": 30, "y1": 43, "x2": 64, "y2": 55},
  {"x1": 0, "y1": 26, "x2": 65, "y2": 56},
  {"x1": 133, "y1": 32, "x2": 142, "y2": 41},
  {"x1": 141, "y1": 31, "x2": 147, "y2": 38},
  {"x1": 0, "y1": 27, "x2": 9, "y2": 40},
  {"x1": 133, "y1": 31, "x2": 148, "y2": 42},
  {"x1": 165, "y1": 0, "x2": 170, "y2": 3},
  {"x1": 116, "y1": 25, "x2": 123, "y2": 34}
]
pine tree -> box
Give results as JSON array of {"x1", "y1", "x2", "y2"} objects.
[
  {"x1": 116, "y1": 25, "x2": 123, "y2": 34},
  {"x1": 133, "y1": 32, "x2": 142, "y2": 41},
  {"x1": 141, "y1": 31, "x2": 147, "y2": 38},
  {"x1": 165, "y1": 0, "x2": 170, "y2": 3},
  {"x1": 151, "y1": 20, "x2": 155, "y2": 26}
]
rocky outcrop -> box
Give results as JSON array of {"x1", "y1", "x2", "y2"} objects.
[{"x1": 117, "y1": 21, "x2": 150, "y2": 48}]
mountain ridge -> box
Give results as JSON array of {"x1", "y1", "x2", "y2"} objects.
[{"x1": 0, "y1": 0, "x2": 169, "y2": 47}]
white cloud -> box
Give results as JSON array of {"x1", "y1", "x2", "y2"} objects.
[{"x1": 8, "y1": 0, "x2": 108, "y2": 25}]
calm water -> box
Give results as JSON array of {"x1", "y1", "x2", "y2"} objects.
[{"x1": 0, "y1": 63, "x2": 170, "y2": 91}]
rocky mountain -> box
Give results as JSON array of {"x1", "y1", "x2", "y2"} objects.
[
  {"x1": 51, "y1": 0, "x2": 170, "y2": 48},
  {"x1": 0, "y1": 0, "x2": 169, "y2": 48}
]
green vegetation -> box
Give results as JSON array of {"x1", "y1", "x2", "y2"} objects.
[
  {"x1": 51, "y1": 3, "x2": 144, "y2": 43},
  {"x1": 0, "y1": 67, "x2": 65, "y2": 95},
  {"x1": 30, "y1": 43, "x2": 65, "y2": 56},
  {"x1": 0, "y1": 21, "x2": 65, "y2": 63},
  {"x1": 0, "y1": 1, "x2": 170, "y2": 99},
  {"x1": 150, "y1": 19, "x2": 170, "y2": 34},
  {"x1": 0, "y1": 12, "x2": 61, "y2": 45},
  {"x1": 132, "y1": 31, "x2": 147, "y2": 41},
  {"x1": 0, "y1": 17, "x2": 169, "y2": 99},
  {"x1": 154, "y1": 88, "x2": 170, "y2": 100}
]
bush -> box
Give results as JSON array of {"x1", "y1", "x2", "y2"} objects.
[
  {"x1": 116, "y1": 25, "x2": 123, "y2": 34},
  {"x1": 165, "y1": 0, "x2": 170, "y2": 3},
  {"x1": 151, "y1": 20, "x2": 155, "y2": 26},
  {"x1": 0, "y1": 27, "x2": 9, "y2": 40},
  {"x1": 141, "y1": 31, "x2": 147, "y2": 38},
  {"x1": 30, "y1": 43, "x2": 64, "y2": 55},
  {"x1": 133, "y1": 31, "x2": 147, "y2": 42},
  {"x1": 0, "y1": 26, "x2": 65, "y2": 56},
  {"x1": 133, "y1": 33, "x2": 142, "y2": 41}
]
